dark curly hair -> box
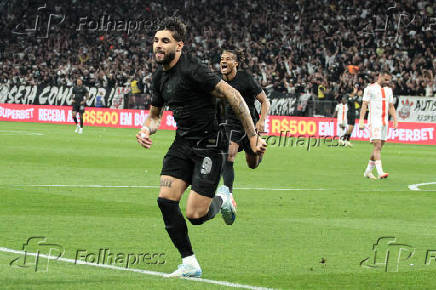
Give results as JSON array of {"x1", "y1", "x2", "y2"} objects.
[
  {"x1": 156, "y1": 17, "x2": 187, "y2": 42},
  {"x1": 222, "y1": 48, "x2": 246, "y2": 67}
]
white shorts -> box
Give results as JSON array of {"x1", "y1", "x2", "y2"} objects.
[{"x1": 369, "y1": 124, "x2": 388, "y2": 142}]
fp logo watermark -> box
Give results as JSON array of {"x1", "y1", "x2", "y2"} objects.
[
  {"x1": 9, "y1": 237, "x2": 64, "y2": 272},
  {"x1": 360, "y1": 237, "x2": 415, "y2": 272},
  {"x1": 12, "y1": 3, "x2": 65, "y2": 38}
]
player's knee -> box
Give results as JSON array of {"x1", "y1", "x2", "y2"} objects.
[
  {"x1": 185, "y1": 207, "x2": 208, "y2": 220},
  {"x1": 158, "y1": 186, "x2": 182, "y2": 202}
]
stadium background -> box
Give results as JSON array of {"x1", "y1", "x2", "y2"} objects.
[{"x1": 1, "y1": 0, "x2": 436, "y2": 116}]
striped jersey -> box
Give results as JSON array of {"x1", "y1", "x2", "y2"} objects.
[
  {"x1": 335, "y1": 103, "x2": 348, "y2": 124},
  {"x1": 363, "y1": 83, "x2": 393, "y2": 126}
]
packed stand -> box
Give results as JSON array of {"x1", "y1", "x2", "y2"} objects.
[{"x1": 0, "y1": 0, "x2": 435, "y2": 111}]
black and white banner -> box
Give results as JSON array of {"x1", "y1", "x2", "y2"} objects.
[
  {"x1": 0, "y1": 84, "x2": 128, "y2": 108},
  {"x1": 255, "y1": 91, "x2": 297, "y2": 116},
  {"x1": 397, "y1": 96, "x2": 436, "y2": 123}
]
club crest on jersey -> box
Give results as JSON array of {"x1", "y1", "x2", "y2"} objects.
[
  {"x1": 200, "y1": 157, "x2": 212, "y2": 175},
  {"x1": 399, "y1": 99, "x2": 414, "y2": 120}
]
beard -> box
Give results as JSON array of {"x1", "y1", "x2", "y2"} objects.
[
  {"x1": 381, "y1": 80, "x2": 390, "y2": 87},
  {"x1": 155, "y1": 50, "x2": 176, "y2": 65}
]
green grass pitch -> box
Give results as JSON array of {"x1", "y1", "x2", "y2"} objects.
[{"x1": 1, "y1": 121, "x2": 436, "y2": 289}]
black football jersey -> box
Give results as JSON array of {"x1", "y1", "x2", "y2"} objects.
[
  {"x1": 72, "y1": 86, "x2": 88, "y2": 103},
  {"x1": 223, "y1": 70, "x2": 262, "y2": 127},
  {"x1": 151, "y1": 54, "x2": 221, "y2": 138}
]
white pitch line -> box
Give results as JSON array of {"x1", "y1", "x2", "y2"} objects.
[
  {"x1": 10, "y1": 184, "x2": 436, "y2": 192},
  {"x1": 235, "y1": 187, "x2": 326, "y2": 191},
  {"x1": 15, "y1": 184, "x2": 326, "y2": 191},
  {"x1": 19, "y1": 184, "x2": 161, "y2": 188},
  {"x1": 0, "y1": 130, "x2": 44, "y2": 136},
  {"x1": 408, "y1": 182, "x2": 436, "y2": 191},
  {"x1": 0, "y1": 247, "x2": 272, "y2": 290}
]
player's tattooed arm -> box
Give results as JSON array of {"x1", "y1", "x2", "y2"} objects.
[
  {"x1": 211, "y1": 80, "x2": 256, "y2": 137},
  {"x1": 255, "y1": 90, "x2": 270, "y2": 133},
  {"x1": 143, "y1": 106, "x2": 163, "y2": 135}
]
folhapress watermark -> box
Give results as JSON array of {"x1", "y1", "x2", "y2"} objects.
[
  {"x1": 360, "y1": 236, "x2": 436, "y2": 272},
  {"x1": 9, "y1": 236, "x2": 166, "y2": 272},
  {"x1": 9, "y1": 236, "x2": 64, "y2": 272},
  {"x1": 11, "y1": 4, "x2": 180, "y2": 38},
  {"x1": 261, "y1": 132, "x2": 344, "y2": 151},
  {"x1": 74, "y1": 248, "x2": 166, "y2": 269}
]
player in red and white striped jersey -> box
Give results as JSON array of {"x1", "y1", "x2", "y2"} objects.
[{"x1": 359, "y1": 71, "x2": 398, "y2": 179}]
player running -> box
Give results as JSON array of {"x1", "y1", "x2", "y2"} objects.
[
  {"x1": 333, "y1": 96, "x2": 348, "y2": 146},
  {"x1": 359, "y1": 71, "x2": 398, "y2": 179},
  {"x1": 136, "y1": 18, "x2": 267, "y2": 278},
  {"x1": 71, "y1": 78, "x2": 89, "y2": 134},
  {"x1": 217, "y1": 49, "x2": 270, "y2": 208}
]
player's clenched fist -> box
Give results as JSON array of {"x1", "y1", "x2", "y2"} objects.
[
  {"x1": 136, "y1": 127, "x2": 153, "y2": 149},
  {"x1": 249, "y1": 135, "x2": 267, "y2": 155}
]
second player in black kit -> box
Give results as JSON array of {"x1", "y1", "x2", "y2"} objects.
[
  {"x1": 223, "y1": 70, "x2": 262, "y2": 153},
  {"x1": 218, "y1": 49, "x2": 270, "y2": 195},
  {"x1": 136, "y1": 18, "x2": 267, "y2": 277}
]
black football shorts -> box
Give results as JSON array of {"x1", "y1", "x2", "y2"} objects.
[
  {"x1": 160, "y1": 135, "x2": 225, "y2": 197},
  {"x1": 225, "y1": 124, "x2": 256, "y2": 155},
  {"x1": 72, "y1": 103, "x2": 85, "y2": 113}
]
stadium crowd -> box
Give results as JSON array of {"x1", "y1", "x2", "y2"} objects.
[{"x1": 1, "y1": 0, "x2": 436, "y2": 110}]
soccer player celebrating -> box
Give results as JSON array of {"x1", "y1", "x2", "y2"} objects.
[
  {"x1": 71, "y1": 78, "x2": 89, "y2": 134},
  {"x1": 333, "y1": 96, "x2": 348, "y2": 146},
  {"x1": 136, "y1": 18, "x2": 267, "y2": 278},
  {"x1": 217, "y1": 49, "x2": 270, "y2": 211},
  {"x1": 359, "y1": 71, "x2": 398, "y2": 179}
]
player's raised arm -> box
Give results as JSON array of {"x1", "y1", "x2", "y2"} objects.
[
  {"x1": 136, "y1": 105, "x2": 163, "y2": 149},
  {"x1": 211, "y1": 80, "x2": 267, "y2": 155},
  {"x1": 255, "y1": 90, "x2": 270, "y2": 134}
]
